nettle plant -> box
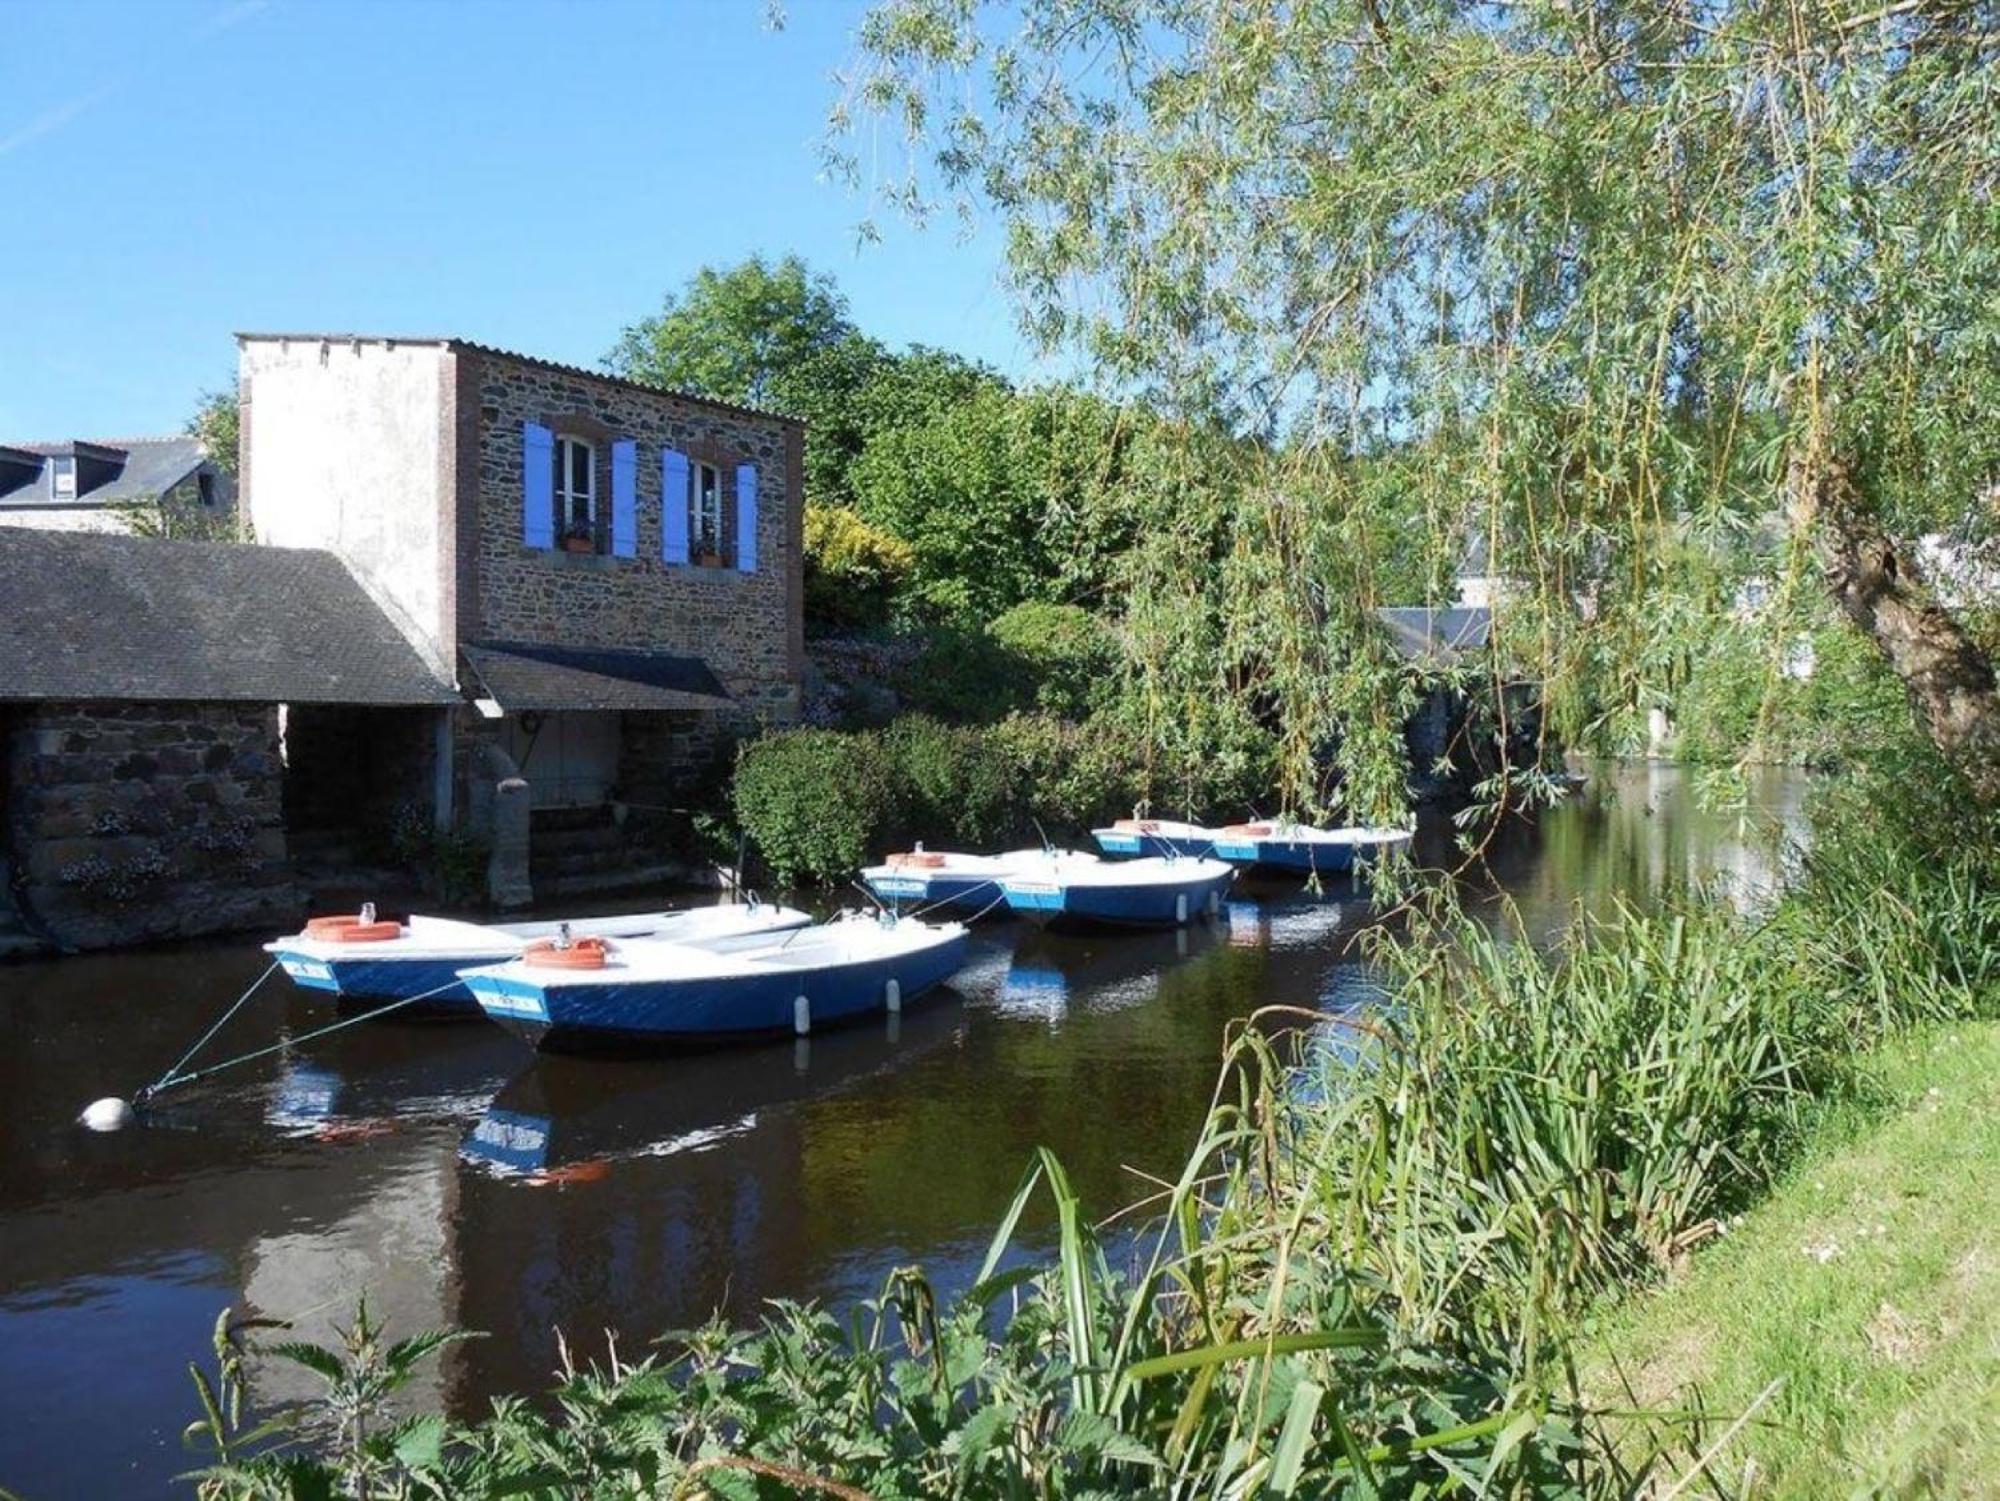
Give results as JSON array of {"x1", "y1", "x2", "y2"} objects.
[{"x1": 826, "y1": 0, "x2": 2000, "y2": 817}]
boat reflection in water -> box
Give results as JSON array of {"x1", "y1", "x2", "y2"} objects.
[
  {"x1": 460, "y1": 992, "x2": 967, "y2": 1183},
  {"x1": 994, "y1": 920, "x2": 1226, "y2": 1020},
  {"x1": 260, "y1": 1014, "x2": 524, "y2": 1138}
]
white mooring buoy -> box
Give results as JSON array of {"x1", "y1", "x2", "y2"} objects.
[
  {"x1": 81, "y1": 1097, "x2": 134, "y2": 1133},
  {"x1": 1175, "y1": 892, "x2": 1190, "y2": 924},
  {"x1": 885, "y1": 978, "x2": 902, "y2": 1014},
  {"x1": 794, "y1": 994, "x2": 812, "y2": 1036}
]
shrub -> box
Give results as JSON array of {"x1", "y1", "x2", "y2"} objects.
[
  {"x1": 803, "y1": 504, "x2": 915, "y2": 631},
  {"x1": 883, "y1": 714, "x2": 1019, "y2": 847},
  {"x1": 987, "y1": 600, "x2": 1120, "y2": 719},
  {"x1": 894, "y1": 624, "x2": 1036, "y2": 723},
  {"x1": 989, "y1": 710, "x2": 1143, "y2": 838},
  {"x1": 732, "y1": 728, "x2": 900, "y2": 885}
]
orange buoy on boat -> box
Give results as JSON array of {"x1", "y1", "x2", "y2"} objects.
[
  {"x1": 888, "y1": 851, "x2": 948, "y2": 869},
  {"x1": 305, "y1": 902, "x2": 399, "y2": 942},
  {"x1": 524, "y1": 935, "x2": 611, "y2": 970},
  {"x1": 1113, "y1": 818, "x2": 1161, "y2": 833},
  {"x1": 1222, "y1": 823, "x2": 1274, "y2": 837}
]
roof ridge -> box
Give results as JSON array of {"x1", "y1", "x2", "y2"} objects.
[
  {"x1": 8, "y1": 434, "x2": 197, "y2": 450},
  {"x1": 234, "y1": 331, "x2": 806, "y2": 427}
]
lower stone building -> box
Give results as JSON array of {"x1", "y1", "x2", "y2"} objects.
[{"x1": 0, "y1": 530, "x2": 457, "y2": 951}]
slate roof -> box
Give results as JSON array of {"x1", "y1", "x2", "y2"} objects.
[
  {"x1": 0, "y1": 436, "x2": 210, "y2": 508},
  {"x1": 234, "y1": 333, "x2": 806, "y2": 427},
  {"x1": 0, "y1": 530, "x2": 459, "y2": 706},
  {"x1": 461, "y1": 641, "x2": 730, "y2": 712},
  {"x1": 1374, "y1": 606, "x2": 1493, "y2": 666}
]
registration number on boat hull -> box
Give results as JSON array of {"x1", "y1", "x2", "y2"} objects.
[{"x1": 277, "y1": 956, "x2": 337, "y2": 989}]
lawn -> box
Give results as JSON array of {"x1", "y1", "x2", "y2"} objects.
[{"x1": 1589, "y1": 1020, "x2": 2000, "y2": 1499}]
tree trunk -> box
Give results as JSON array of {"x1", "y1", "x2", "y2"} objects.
[{"x1": 1800, "y1": 457, "x2": 2000, "y2": 805}]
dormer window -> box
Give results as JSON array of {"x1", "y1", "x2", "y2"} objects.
[
  {"x1": 692, "y1": 461, "x2": 723, "y2": 559},
  {"x1": 50, "y1": 458, "x2": 76, "y2": 501},
  {"x1": 553, "y1": 435, "x2": 596, "y2": 545}
]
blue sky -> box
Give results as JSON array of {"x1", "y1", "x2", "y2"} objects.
[{"x1": 0, "y1": 0, "x2": 1025, "y2": 440}]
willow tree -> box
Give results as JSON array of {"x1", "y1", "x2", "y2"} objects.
[{"x1": 828, "y1": 0, "x2": 1998, "y2": 811}]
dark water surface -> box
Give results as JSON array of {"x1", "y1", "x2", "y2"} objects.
[{"x1": 0, "y1": 763, "x2": 1806, "y2": 1498}]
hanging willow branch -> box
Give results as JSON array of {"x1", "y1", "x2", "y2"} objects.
[{"x1": 829, "y1": 0, "x2": 2000, "y2": 808}]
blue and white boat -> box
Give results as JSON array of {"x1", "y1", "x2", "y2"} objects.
[
  {"x1": 264, "y1": 901, "x2": 811, "y2": 1015},
  {"x1": 460, "y1": 914, "x2": 970, "y2": 1052},
  {"x1": 1209, "y1": 821, "x2": 1413, "y2": 876},
  {"x1": 1090, "y1": 818, "x2": 1220, "y2": 859},
  {"x1": 999, "y1": 852, "x2": 1235, "y2": 929},
  {"x1": 860, "y1": 847, "x2": 1048, "y2": 917}
]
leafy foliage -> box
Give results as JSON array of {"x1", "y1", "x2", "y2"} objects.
[
  {"x1": 186, "y1": 388, "x2": 239, "y2": 479},
  {"x1": 832, "y1": 0, "x2": 2000, "y2": 806},
  {"x1": 731, "y1": 727, "x2": 903, "y2": 886},
  {"x1": 803, "y1": 503, "x2": 916, "y2": 632},
  {"x1": 882, "y1": 714, "x2": 1019, "y2": 848},
  {"x1": 986, "y1": 601, "x2": 1120, "y2": 720}
]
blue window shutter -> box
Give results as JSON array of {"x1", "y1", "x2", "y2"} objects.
[
  {"x1": 522, "y1": 423, "x2": 554, "y2": 548},
  {"x1": 611, "y1": 440, "x2": 638, "y2": 557},
  {"x1": 661, "y1": 448, "x2": 690, "y2": 565},
  {"x1": 735, "y1": 462, "x2": 758, "y2": 573}
]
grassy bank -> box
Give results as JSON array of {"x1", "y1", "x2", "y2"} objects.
[{"x1": 1591, "y1": 1020, "x2": 2000, "y2": 1498}]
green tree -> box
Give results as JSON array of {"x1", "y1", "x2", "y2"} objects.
[
  {"x1": 835, "y1": 0, "x2": 2000, "y2": 809},
  {"x1": 608, "y1": 254, "x2": 888, "y2": 509},
  {"x1": 187, "y1": 387, "x2": 239, "y2": 478},
  {"x1": 849, "y1": 382, "x2": 1055, "y2": 622}
]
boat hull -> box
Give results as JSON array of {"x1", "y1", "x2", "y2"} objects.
[
  {"x1": 862, "y1": 869, "x2": 1006, "y2": 916},
  {"x1": 267, "y1": 950, "x2": 494, "y2": 1014},
  {"x1": 1210, "y1": 833, "x2": 1411, "y2": 875},
  {"x1": 1002, "y1": 868, "x2": 1234, "y2": 930},
  {"x1": 465, "y1": 932, "x2": 971, "y2": 1052},
  {"x1": 1093, "y1": 828, "x2": 1213, "y2": 860},
  {"x1": 267, "y1": 906, "x2": 811, "y2": 1016}
]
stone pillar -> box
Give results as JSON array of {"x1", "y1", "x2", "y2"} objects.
[
  {"x1": 431, "y1": 710, "x2": 455, "y2": 832},
  {"x1": 487, "y1": 776, "x2": 532, "y2": 908}
]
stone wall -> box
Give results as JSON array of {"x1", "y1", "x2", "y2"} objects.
[
  {"x1": 460, "y1": 349, "x2": 804, "y2": 723},
  {"x1": 283, "y1": 705, "x2": 440, "y2": 836},
  {"x1": 5, "y1": 701, "x2": 299, "y2": 949}
]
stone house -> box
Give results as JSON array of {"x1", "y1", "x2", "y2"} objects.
[
  {"x1": 238, "y1": 333, "x2": 805, "y2": 894},
  {"x1": 0, "y1": 435, "x2": 234, "y2": 536},
  {"x1": 0, "y1": 529, "x2": 459, "y2": 950}
]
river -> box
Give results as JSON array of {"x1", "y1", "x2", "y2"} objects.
[{"x1": 0, "y1": 763, "x2": 1807, "y2": 1498}]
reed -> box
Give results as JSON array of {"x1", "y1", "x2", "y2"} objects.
[{"x1": 176, "y1": 789, "x2": 1999, "y2": 1498}]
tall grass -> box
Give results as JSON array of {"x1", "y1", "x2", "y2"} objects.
[{"x1": 176, "y1": 773, "x2": 1999, "y2": 1499}]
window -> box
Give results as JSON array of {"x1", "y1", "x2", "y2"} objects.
[
  {"x1": 553, "y1": 435, "x2": 596, "y2": 543},
  {"x1": 197, "y1": 471, "x2": 216, "y2": 508},
  {"x1": 692, "y1": 461, "x2": 723, "y2": 559},
  {"x1": 50, "y1": 457, "x2": 76, "y2": 501}
]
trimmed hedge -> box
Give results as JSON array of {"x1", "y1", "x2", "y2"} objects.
[
  {"x1": 730, "y1": 728, "x2": 901, "y2": 887},
  {"x1": 733, "y1": 711, "x2": 1144, "y2": 885}
]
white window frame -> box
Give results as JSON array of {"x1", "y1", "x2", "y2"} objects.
[
  {"x1": 553, "y1": 435, "x2": 596, "y2": 542},
  {"x1": 692, "y1": 460, "x2": 723, "y2": 558},
  {"x1": 50, "y1": 457, "x2": 76, "y2": 501}
]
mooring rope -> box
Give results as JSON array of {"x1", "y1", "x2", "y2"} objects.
[
  {"x1": 136, "y1": 974, "x2": 469, "y2": 1103},
  {"x1": 137, "y1": 960, "x2": 279, "y2": 1103}
]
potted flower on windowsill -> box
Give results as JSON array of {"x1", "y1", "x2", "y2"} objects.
[
  {"x1": 561, "y1": 525, "x2": 595, "y2": 556},
  {"x1": 692, "y1": 534, "x2": 726, "y2": 568}
]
